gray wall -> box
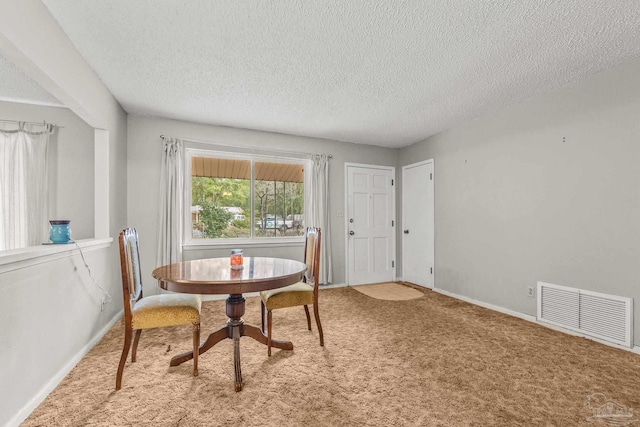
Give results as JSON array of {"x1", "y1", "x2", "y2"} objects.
[
  {"x1": 0, "y1": 3, "x2": 129, "y2": 425},
  {"x1": 127, "y1": 115, "x2": 398, "y2": 294},
  {"x1": 399, "y1": 58, "x2": 640, "y2": 343},
  {"x1": 0, "y1": 103, "x2": 128, "y2": 427}
]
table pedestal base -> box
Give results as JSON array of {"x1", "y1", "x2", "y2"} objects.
[{"x1": 169, "y1": 294, "x2": 293, "y2": 391}]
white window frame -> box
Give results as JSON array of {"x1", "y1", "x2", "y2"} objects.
[{"x1": 183, "y1": 148, "x2": 310, "y2": 247}]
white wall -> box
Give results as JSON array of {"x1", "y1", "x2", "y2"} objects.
[
  {"x1": 127, "y1": 115, "x2": 398, "y2": 293},
  {"x1": 0, "y1": 2, "x2": 128, "y2": 426},
  {"x1": 399, "y1": 58, "x2": 640, "y2": 344}
]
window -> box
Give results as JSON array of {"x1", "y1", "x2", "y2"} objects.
[
  {"x1": 0, "y1": 108, "x2": 98, "y2": 255},
  {"x1": 186, "y1": 150, "x2": 308, "y2": 242},
  {"x1": 0, "y1": 122, "x2": 52, "y2": 250}
]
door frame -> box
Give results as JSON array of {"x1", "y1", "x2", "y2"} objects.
[
  {"x1": 344, "y1": 162, "x2": 396, "y2": 286},
  {"x1": 401, "y1": 159, "x2": 434, "y2": 289}
]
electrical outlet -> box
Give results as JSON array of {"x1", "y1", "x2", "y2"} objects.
[
  {"x1": 101, "y1": 298, "x2": 106, "y2": 312},
  {"x1": 527, "y1": 286, "x2": 535, "y2": 298}
]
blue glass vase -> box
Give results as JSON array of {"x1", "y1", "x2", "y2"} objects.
[{"x1": 49, "y1": 220, "x2": 71, "y2": 244}]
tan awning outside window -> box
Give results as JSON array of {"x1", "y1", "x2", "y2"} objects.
[{"x1": 191, "y1": 157, "x2": 304, "y2": 183}]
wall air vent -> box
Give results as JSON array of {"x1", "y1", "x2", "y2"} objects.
[{"x1": 537, "y1": 282, "x2": 633, "y2": 348}]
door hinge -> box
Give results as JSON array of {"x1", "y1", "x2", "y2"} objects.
[
  {"x1": 391, "y1": 179, "x2": 394, "y2": 186},
  {"x1": 392, "y1": 260, "x2": 395, "y2": 268},
  {"x1": 430, "y1": 267, "x2": 433, "y2": 274},
  {"x1": 430, "y1": 173, "x2": 433, "y2": 180},
  {"x1": 391, "y1": 220, "x2": 394, "y2": 226}
]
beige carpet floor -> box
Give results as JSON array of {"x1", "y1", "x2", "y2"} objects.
[
  {"x1": 352, "y1": 282, "x2": 424, "y2": 300},
  {"x1": 23, "y1": 287, "x2": 640, "y2": 426}
]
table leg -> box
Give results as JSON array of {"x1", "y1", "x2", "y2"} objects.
[
  {"x1": 169, "y1": 324, "x2": 227, "y2": 367},
  {"x1": 168, "y1": 293, "x2": 293, "y2": 392},
  {"x1": 232, "y1": 320, "x2": 243, "y2": 391},
  {"x1": 227, "y1": 294, "x2": 245, "y2": 391},
  {"x1": 242, "y1": 324, "x2": 294, "y2": 351}
]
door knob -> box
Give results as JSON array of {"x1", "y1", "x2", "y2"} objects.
[
  {"x1": 403, "y1": 230, "x2": 409, "y2": 234},
  {"x1": 349, "y1": 231, "x2": 355, "y2": 235}
]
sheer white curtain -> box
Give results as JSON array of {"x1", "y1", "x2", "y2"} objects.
[
  {"x1": 157, "y1": 136, "x2": 184, "y2": 267},
  {"x1": 308, "y1": 154, "x2": 332, "y2": 284},
  {"x1": 0, "y1": 122, "x2": 53, "y2": 250}
]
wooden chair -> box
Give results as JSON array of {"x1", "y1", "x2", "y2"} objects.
[
  {"x1": 260, "y1": 227, "x2": 324, "y2": 356},
  {"x1": 116, "y1": 228, "x2": 201, "y2": 390}
]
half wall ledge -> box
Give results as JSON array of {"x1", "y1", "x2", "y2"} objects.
[{"x1": 0, "y1": 238, "x2": 113, "y2": 274}]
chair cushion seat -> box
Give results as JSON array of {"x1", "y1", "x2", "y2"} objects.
[
  {"x1": 132, "y1": 294, "x2": 201, "y2": 330},
  {"x1": 261, "y1": 282, "x2": 314, "y2": 310}
]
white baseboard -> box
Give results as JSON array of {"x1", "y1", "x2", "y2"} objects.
[
  {"x1": 433, "y1": 288, "x2": 536, "y2": 322},
  {"x1": 321, "y1": 282, "x2": 347, "y2": 289},
  {"x1": 7, "y1": 309, "x2": 124, "y2": 427},
  {"x1": 433, "y1": 287, "x2": 640, "y2": 355}
]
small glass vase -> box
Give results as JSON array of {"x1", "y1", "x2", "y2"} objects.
[
  {"x1": 49, "y1": 220, "x2": 71, "y2": 244},
  {"x1": 230, "y1": 249, "x2": 244, "y2": 270}
]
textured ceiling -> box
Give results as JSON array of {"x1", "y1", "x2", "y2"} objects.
[
  {"x1": 16, "y1": 1, "x2": 640, "y2": 147},
  {"x1": 0, "y1": 52, "x2": 62, "y2": 107}
]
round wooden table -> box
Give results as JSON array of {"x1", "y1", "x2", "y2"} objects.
[{"x1": 152, "y1": 256, "x2": 306, "y2": 391}]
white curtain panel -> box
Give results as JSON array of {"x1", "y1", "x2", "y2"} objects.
[
  {"x1": 309, "y1": 154, "x2": 333, "y2": 284},
  {"x1": 0, "y1": 123, "x2": 52, "y2": 250},
  {"x1": 157, "y1": 136, "x2": 184, "y2": 268}
]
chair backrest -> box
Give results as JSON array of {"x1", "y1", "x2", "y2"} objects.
[
  {"x1": 303, "y1": 227, "x2": 321, "y2": 290},
  {"x1": 118, "y1": 228, "x2": 144, "y2": 322}
]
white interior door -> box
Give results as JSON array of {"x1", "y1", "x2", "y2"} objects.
[
  {"x1": 346, "y1": 164, "x2": 395, "y2": 285},
  {"x1": 402, "y1": 160, "x2": 434, "y2": 288}
]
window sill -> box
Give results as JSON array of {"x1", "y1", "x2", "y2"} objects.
[
  {"x1": 0, "y1": 238, "x2": 113, "y2": 274},
  {"x1": 183, "y1": 238, "x2": 304, "y2": 251}
]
